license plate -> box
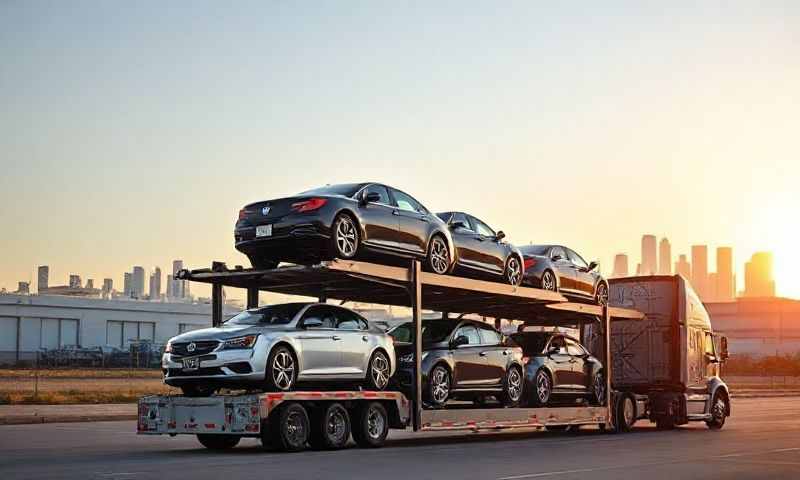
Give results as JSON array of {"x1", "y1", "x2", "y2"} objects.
[
  {"x1": 182, "y1": 358, "x2": 200, "y2": 371},
  {"x1": 256, "y1": 224, "x2": 272, "y2": 237}
]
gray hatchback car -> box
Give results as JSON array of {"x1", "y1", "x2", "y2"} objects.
[{"x1": 162, "y1": 302, "x2": 396, "y2": 396}]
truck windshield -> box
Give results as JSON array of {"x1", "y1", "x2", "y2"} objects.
[{"x1": 224, "y1": 303, "x2": 308, "y2": 326}]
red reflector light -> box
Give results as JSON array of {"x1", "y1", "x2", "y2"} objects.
[
  {"x1": 523, "y1": 257, "x2": 536, "y2": 270},
  {"x1": 291, "y1": 198, "x2": 327, "y2": 212}
]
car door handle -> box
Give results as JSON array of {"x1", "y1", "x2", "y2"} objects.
[
  {"x1": 479, "y1": 351, "x2": 488, "y2": 357},
  {"x1": 392, "y1": 210, "x2": 400, "y2": 215},
  {"x1": 502, "y1": 350, "x2": 509, "y2": 356},
  {"x1": 474, "y1": 236, "x2": 484, "y2": 242},
  {"x1": 362, "y1": 335, "x2": 369, "y2": 341},
  {"x1": 332, "y1": 335, "x2": 341, "y2": 341}
]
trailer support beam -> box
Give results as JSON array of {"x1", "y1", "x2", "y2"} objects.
[
  {"x1": 411, "y1": 259, "x2": 423, "y2": 431},
  {"x1": 246, "y1": 287, "x2": 259, "y2": 309},
  {"x1": 603, "y1": 304, "x2": 613, "y2": 430},
  {"x1": 212, "y1": 284, "x2": 223, "y2": 327}
]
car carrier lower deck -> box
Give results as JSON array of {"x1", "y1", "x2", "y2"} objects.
[{"x1": 138, "y1": 259, "x2": 644, "y2": 450}]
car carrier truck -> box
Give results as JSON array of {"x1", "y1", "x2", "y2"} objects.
[{"x1": 137, "y1": 260, "x2": 728, "y2": 451}]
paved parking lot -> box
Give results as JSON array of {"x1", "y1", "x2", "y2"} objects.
[{"x1": 1, "y1": 397, "x2": 798, "y2": 480}]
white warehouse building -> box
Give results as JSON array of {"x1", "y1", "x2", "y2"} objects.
[{"x1": 0, "y1": 294, "x2": 235, "y2": 365}]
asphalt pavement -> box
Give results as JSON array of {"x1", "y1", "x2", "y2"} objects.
[{"x1": 1, "y1": 397, "x2": 798, "y2": 480}]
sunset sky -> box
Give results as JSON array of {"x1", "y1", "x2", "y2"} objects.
[{"x1": 1, "y1": 2, "x2": 798, "y2": 299}]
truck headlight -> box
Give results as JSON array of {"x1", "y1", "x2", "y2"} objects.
[{"x1": 222, "y1": 334, "x2": 259, "y2": 350}]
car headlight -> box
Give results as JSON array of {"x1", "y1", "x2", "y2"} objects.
[
  {"x1": 221, "y1": 334, "x2": 259, "y2": 350},
  {"x1": 164, "y1": 341, "x2": 172, "y2": 353}
]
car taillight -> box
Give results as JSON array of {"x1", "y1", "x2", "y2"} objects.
[
  {"x1": 238, "y1": 209, "x2": 248, "y2": 220},
  {"x1": 291, "y1": 198, "x2": 327, "y2": 212},
  {"x1": 522, "y1": 356, "x2": 530, "y2": 364},
  {"x1": 523, "y1": 257, "x2": 536, "y2": 270}
]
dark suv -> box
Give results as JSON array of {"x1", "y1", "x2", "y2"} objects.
[{"x1": 389, "y1": 319, "x2": 524, "y2": 408}]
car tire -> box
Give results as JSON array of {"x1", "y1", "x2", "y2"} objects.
[
  {"x1": 501, "y1": 365, "x2": 523, "y2": 407},
  {"x1": 331, "y1": 213, "x2": 360, "y2": 259},
  {"x1": 706, "y1": 391, "x2": 728, "y2": 430},
  {"x1": 247, "y1": 255, "x2": 279, "y2": 270},
  {"x1": 531, "y1": 369, "x2": 552, "y2": 407},
  {"x1": 270, "y1": 402, "x2": 310, "y2": 452},
  {"x1": 592, "y1": 370, "x2": 606, "y2": 406},
  {"x1": 505, "y1": 256, "x2": 523, "y2": 286},
  {"x1": 426, "y1": 364, "x2": 451, "y2": 407},
  {"x1": 351, "y1": 401, "x2": 389, "y2": 448},
  {"x1": 265, "y1": 345, "x2": 297, "y2": 392},
  {"x1": 426, "y1": 235, "x2": 451, "y2": 275},
  {"x1": 540, "y1": 270, "x2": 558, "y2": 292},
  {"x1": 196, "y1": 434, "x2": 240, "y2": 450},
  {"x1": 309, "y1": 403, "x2": 351, "y2": 450},
  {"x1": 365, "y1": 350, "x2": 391, "y2": 391},
  {"x1": 181, "y1": 385, "x2": 216, "y2": 397},
  {"x1": 595, "y1": 281, "x2": 609, "y2": 306}
]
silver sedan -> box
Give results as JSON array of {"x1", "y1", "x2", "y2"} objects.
[{"x1": 162, "y1": 302, "x2": 396, "y2": 396}]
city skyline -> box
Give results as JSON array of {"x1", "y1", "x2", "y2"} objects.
[{"x1": 1, "y1": 3, "x2": 798, "y2": 300}]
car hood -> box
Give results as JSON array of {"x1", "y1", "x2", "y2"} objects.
[{"x1": 168, "y1": 324, "x2": 292, "y2": 343}]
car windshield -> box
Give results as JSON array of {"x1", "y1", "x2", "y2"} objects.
[
  {"x1": 389, "y1": 320, "x2": 459, "y2": 344},
  {"x1": 297, "y1": 183, "x2": 364, "y2": 197},
  {"x1": 510, "y1": 332, "x2": 551, "y2": 354},
  {"x1": 224, "y1": 303, "x2": 308, "y2": 326},
  {"x1": 519, "y1": 245, "x2": 551, "y2": 256}
]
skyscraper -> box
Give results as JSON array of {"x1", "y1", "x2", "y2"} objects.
[
  {"x1": 716, "y1": 247, "x2": 734, "y2": 301},
  {"x1": 172, "y1": 260, "x2": 185, "y2": 298},
  {"x1": 132, "y1": 266, "x2": 145, "y2": 299},
  {"x1": 69, "y1": 274, "x2": 82, "y2": 289},
  {"x1": 744, "y1": 252, "x2": 775, "y2": 297},
  {"x1": 102, "y1": 278, "x2": 113, "y2": 299},
  {"x1": 675, "y1": 254, "x2": 691, "y2": 281},
  {"x1": 149, "y1": 267, "x2": 162, "y2": 300},
  {"x1": 612, "y1": 254, "x2": 629, "y2": 278},
  {"x1": 123, "y1": 273, "x2": 132, "y2": 297},
  {"x1": 85, "y1": 279, "x2": 94, "y2": 289},
  {"x1": 691, "y1": 245, "x2": 708, "y2": 299},
  {"x1": 658, "y1": 238, "x2": 672, "y2": 275},
  {"x1": 641, "y1": 235, "x2": 657, "y2": 276},
  {"x1": 166, "y1": 274, "x2": 173, "y2": 298},
  {"x1": 37, "y1": 265, "x2": 49, "y2": 292}
]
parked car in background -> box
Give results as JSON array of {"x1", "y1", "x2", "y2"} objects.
[
  {"x1": 436, "y1": 212, "x2": 524, "y2": 285},
  {"x1": 519, "y1": 244, "x2": 609, "y2": 305},
  {"x1": 234, "y1": 182, "x2": 455, "y2": 275},
  {"x1": 163, "y1": 302, "x2": 396, "y2": 396},
  {"x1": 509, "y1": 331, "x2": 604, "y2": 407},
  {"x1": 389, "y1": 319, "x2": 524, "y2": 408}
]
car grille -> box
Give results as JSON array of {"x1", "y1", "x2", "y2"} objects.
[{"x1": 171, "y1": 340, "x2": 220, "y2": 357}]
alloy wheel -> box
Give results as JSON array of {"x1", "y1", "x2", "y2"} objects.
[
  {"x1": 536, "y1": 370, "x2": 551, "y2": 404},
  {"x1": 594, "y1": 372, "x2": 606, "y2": 405},
  {"x1": 335, "y1": 216, "x2": 358, "y2": 258},
  {"x1": 366, "y1": 405, "x2": 386, "y2": 439},
  {"x1": 272, "y1": 351, "x2": 295, "y2": 391},
  {"x1": 596, "y1": 283, "x2": 609, "y2": 306},
  {"x1": 541, "y1": 271, "x2": 557, "y2": 291},
  {"x1": 428, "y1": 237, "x2": 450, "y2": 274},
  {"x1": 430, "y1": 367, "x2": 450, "y2": 405},
  {"x1": 370, "y1": 353, "x2": 390, "y2": 390},
  {"x1": 506, "y1": 257, "x2": 522, "y2": 286},
  {"x1": 507, "y1": 367, "x2": 523, "y2": 402}
]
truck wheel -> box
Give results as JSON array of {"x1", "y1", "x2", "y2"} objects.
[
  {"x1": 270, "y1": 402, "x2": 310, "y2": 452},
  {"x1": 655, "y1": 417, "x2": 674, "y2": 430},
  {"x1": 706, "y1": 392, "x2": 728, "y2": 430},
  {"x1": 309, "y1": 403, "x2": 351, "y2": 450},
  {"x1": 196, "y1": 434, "x2": 240, "y2": 450},
  {"x1": 352, "y1": 402, "x2": 389, "y2": 448},
  {"x1": 615, "y1": 394, "x2": 636, "y2": 432}
]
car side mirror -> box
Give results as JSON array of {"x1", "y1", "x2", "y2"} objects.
[
  {"x1": 495, "y1": 231, "x2": 506, "y2": 241},
  {"x1": 361, "y1": 191, "x2": 381, "y2": 205},
  {"x1": 451, "y1": 335, "x2": 469, "y2": 348},
  {"x1": 450, "y1": 221, "x2": 467, "y2": 230},
  {"x1": 303, "y1": 318, "x2": 323, "y2": 329},
  {"x1": 587, "y1": 261, "x2": 598, "y2": 272},
  {"x1": 547, "y1": 345, "x2": 560, "y2": 355},
  {"x1": 552, "y1": 255, "x2": 563, "y2": 261}
]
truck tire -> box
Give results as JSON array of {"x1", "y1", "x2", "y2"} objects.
[
  {"x1": 196, "y1": 434, "x2": 240, "y2": 450},
  {"x1": 615, "y1": 394, "x2": 636, "y2": 432},
  {"x1": 270, "y1": 402, "x2": 310, "y2": 452},
  {"x1": 309, "y1": 403, "x2": 351, "y2": 450},
  {"x1": 706, "y1": 392, "x2": 728, "y2": 430},
  {"x1": 351, "y1": 401, "x2": 389, "y2": 448},
  {"x1": 655, "y1": 417, "x2": 675, "y2": 430}
]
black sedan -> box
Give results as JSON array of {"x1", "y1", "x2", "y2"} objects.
[
  {"x1": 509, "y1": 331, "x2": 604, "y2": 407},
  {"x1": 519, "y1": 244, "x2": 609, "y2": 305},
  {"x1": 235, "y1": 183, "x2": 455, "y2": 274},
  {"x1": 389, "y1": 319, "x2": 524, "y2": 408},
  {"x1": 436, "y1": 212, "x2": 524, "y2": 285}
]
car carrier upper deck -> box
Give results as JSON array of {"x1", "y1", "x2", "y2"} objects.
[{"x1": 138, "y1": 259, "x2": 644, "y2": 451}]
